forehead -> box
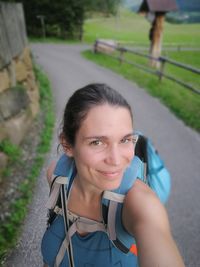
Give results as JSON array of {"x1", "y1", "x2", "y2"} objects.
[{"x1": 78, "y1": 104, "x2": 133, "y2": 136}]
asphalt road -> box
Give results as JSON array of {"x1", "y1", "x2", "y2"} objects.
[{"x1": 5, "y1": 44, "x2": 200, "y2": 267}]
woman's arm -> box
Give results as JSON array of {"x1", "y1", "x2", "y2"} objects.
[{"x1": 123, "y1": 179, "x2": 185, "y2": 267}]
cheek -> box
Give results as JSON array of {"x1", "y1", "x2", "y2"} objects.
[
  {"x1": 123, "y1": 145, "x2": 135, "y2": 160},
  {"x1": 127, "y1": 152, "x2": 135, "y2": 167},
  {"x1": 74, "y1": 148, "x2": 102, "y2": 169}
]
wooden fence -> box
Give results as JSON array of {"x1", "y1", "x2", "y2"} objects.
[{"x1": 94, "y1": 40, "x2": 200, "y2": 95}]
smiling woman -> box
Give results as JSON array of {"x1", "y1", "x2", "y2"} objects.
[
  {"x1": 66, "y1": 104, "x2": 135, "y2": 193},
  {"x1": 41, "y1": 83, "x2": 185, "y2": 267}
]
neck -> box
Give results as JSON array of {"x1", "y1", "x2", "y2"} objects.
[
  {"x1": 68, "y1": 175, "x2": 103, "y2": 221},
  {"x1": 73, "y1": 175, "x2": 102, "y2": 204}
]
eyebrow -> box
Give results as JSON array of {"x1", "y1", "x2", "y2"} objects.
[{"x1": 83, "y1": 133, "x2": 134, "y2": 141}]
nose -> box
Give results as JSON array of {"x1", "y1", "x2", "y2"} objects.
[{"x1": 104, "y1": 144, "x2": 121, "y2": 166}]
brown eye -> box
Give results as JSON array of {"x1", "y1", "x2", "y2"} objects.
[
  {"x1": 90, "y1": 140, "x2": 103, "y2": 146},
  {"x1": 121, "y1": 138, "x2": 131, "y2": 144}
]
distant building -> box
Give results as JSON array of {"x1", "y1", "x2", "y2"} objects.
[
  {"x1": 167, "y1": 0, "x2": 200, "y2": 23},
  {"x1": 138, "y1": 0, "x2": 177, "y2": 13},
  {"x1": 176, "y1": 0, "x2": 200, "y2": 12}
]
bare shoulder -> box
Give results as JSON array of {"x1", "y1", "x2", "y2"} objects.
[
  {"x1": 123, "y1": 179, "x2": 170, "y2": 235},
  {"x1": 123, "y1": 180, "x2": 185, "y2": 266}
]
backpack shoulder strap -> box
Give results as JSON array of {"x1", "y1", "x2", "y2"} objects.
[
  {"x1": 46, "y1": 154, "x2": 76, "y2": 209},
  {"x1": 54, "y1": 154, "x2": 75, "y2": 177},
  {"x1": 102, "y1": 156, "x2": 142, "y2": 254}
]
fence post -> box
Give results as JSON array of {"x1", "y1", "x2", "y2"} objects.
[
  {"x1": 93, "y1": 40, "x2": 98, "y2": 53},
  {"x1": 119, "y1": 48, "x2": 124, "y2": 65},
  {"x1": 158, "y1": 57, "x2": 166, "y2": 81}
]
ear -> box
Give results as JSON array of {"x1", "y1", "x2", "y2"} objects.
[
  {"x1": 60, "y1": 135, "x2": 74, "y2": 157},
  {"x1": 64, "y1": 145, "x2": 74, "y2": 157}
]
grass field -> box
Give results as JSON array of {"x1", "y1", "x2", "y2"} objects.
[
  {"x1": 83, "y1": 9, "x2": 200, "y2": 47},
  {"x1": 82, "y1": 9, "x2": 200, "y2": 132}
]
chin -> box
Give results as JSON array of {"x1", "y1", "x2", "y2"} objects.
[{"x1": 102, "y1": 180, "x2": 122, "y2": 192}]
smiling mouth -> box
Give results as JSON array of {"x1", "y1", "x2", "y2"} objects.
[{"x1": 98, "y1": 170, "x2": 122, "y2": 178}]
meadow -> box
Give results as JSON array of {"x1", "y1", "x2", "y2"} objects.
[
  {"x1": 83, "y1": 9, "x2": 200, "y2": 46},
  {"x1": 82, "y1": 9, "x2": 200, "y2": 132}
]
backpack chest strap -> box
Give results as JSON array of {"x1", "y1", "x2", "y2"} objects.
[
  {"x1": 55, "y1": 213, "x2": 107, "y2": 267},
  {"x1": 103, "y1": 191, "x2": 125, "y2": 203},
  {"x1": 69, "y1": 216, "x2": 107, "y2": 236}
]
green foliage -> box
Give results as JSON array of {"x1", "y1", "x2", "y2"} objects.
[
  {"x1": 87, "y1": 0, "x2": 122, "y2": 16},
  {"x1": 34, "y1": 66, "x2": 55, "y2": 153},
  {"x1": 20, "y1": 0, "x2": 85, "y2": 39},
  {"x1": 0, "y1": 66, "x2": 55, "y2": 264},
  {"x1": 19, "y1": 0, "x2": 122, "y2": 39},
  {"x1": 0, "y1": 140, "x2": 21, "y2": 163}
]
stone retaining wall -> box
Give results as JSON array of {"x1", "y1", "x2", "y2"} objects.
[{"x1": 0, "y1": 3, "x2": 40, "y2": 169}]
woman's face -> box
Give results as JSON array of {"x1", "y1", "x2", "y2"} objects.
[{"x1": 67, "y1": 104, "x2": 135, "y2": 193}]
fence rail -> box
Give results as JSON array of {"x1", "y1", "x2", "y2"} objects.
[{"x1": 94, "y1": 40, "x2": 200, "y2": 95}]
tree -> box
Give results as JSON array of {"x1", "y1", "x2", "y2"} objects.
[
  {"x1": 3, "y1": 0, "x2": 121, "y2": 39},
  {"x1": 87, "y1": 0, "x2": 121, "y2": 16},
  {"x1": 23, "y1": 0, "x2": 86, "y2": 39}
]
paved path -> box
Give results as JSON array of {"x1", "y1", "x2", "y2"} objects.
[{"x1": 5, "y1": 44, "x2": 200, "y2": 267}]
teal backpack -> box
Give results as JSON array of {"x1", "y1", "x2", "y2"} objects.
[{"x1": 135, "y1": 133, "x2": 171, "y2": 203}]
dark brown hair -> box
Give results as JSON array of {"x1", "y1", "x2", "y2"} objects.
[{"x1": 61, "y1": 83, "x2": 133, "y2": 146}]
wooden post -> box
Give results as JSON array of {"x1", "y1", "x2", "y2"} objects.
[
  {"x1": 94, "y1": 40, "x2": 98, "y2": 53},
  {"x1": 149, "y1": 12, "x2": 165, "y2": 68},
  {"x1": 158, "y1": 58, "x2": 166, "y2": 81},
  {"x1": 119, "y1": 49, "x2": 124, "y2": 65},
  {"x1": 37, "y1": 15, "x2": 46, "y2": 39}
]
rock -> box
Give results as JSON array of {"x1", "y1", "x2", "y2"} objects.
[
  {"x1": 4, "y1": 109, "x2": 33, "y2": 145},
  {"x1": 25, "y1": 72, "x2": 40, "y2": 117},
  {"x1": 21, "y1": 47, "x2": 33, "y2": 70},
  {"x1": 0, "y1": 122, "x2": 7, "y2": 141},
  {"x1": 0, "y1": 69, "x2": 10, "y2": 93},
  {"x1": 14, "y1": 58, "x2": 28, "y2": 82},
  {"x1": 0, "y1": 152, "x2": 8, "y2": 169},
  {"x1": 94, "y1": 39, "x2": 117, "y2": 54},
  {"x1": 0, "y1": 86, "x2": 30, "y2": 121}
]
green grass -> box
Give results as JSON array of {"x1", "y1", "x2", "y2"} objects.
[
  {"x1": 119, "y1": 49, "x2": 200, "y2": 90},
  {"x1": 0, "y1": 141, "x2": 21, "y2": 179},
  {"x1": 163, "y1": 50, "x2": 200, "y2": 69},
  {"x1": 82, "y1": 8, "x2": 200, "y2": 132},
  {"x1": 0, "y1": 66, "x2": 55, "y2": 264},
  {"x1": 83, "y1": 8, "x2": 200, "y2": 47},
  {"x1": 163, "y1": 23, "x2": 200, "y2": 46},
  {"x1": 34, "y1": 66, "x2": 55, "y2": 153},
  {"x1": 0, "y1": 140, "x2": 21, "y2": 163},
  {"x1": 84, "y1": 10, "x2": 149, "y2": 44},
  {"x1": 82, "y1": 50, "x2": 200, "y2": 132}
]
